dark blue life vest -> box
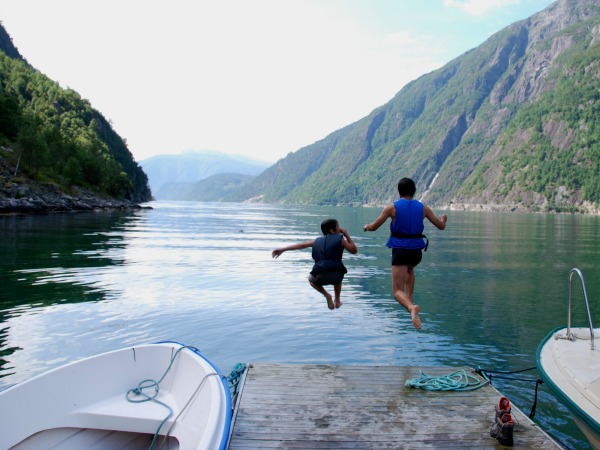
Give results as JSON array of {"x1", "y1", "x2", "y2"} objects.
[{"x1": 310, "y1": 234, "x2": 347, "y2": 275}]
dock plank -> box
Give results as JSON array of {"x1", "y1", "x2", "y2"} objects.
[{"x1": 228, "y1": 363, "x2": 560, "y2": 449}]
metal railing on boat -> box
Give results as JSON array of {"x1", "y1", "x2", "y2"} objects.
[{"x1": 566, "y1": 267, "x2": 595, "y2": 349}]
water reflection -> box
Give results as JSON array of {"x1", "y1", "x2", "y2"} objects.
[{"x1": 0, "y1": 202, "x2": 599, "y2": 448}]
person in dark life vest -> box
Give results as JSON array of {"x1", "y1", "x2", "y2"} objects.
[
  {"x1": 363, "y1": 177, "x2": 447, "y2": 330},
  {"x1": 272, "y1": 218, "x2": 358, "y2": 310}
]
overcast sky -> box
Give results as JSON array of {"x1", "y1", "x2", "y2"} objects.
[{"x1": 1, "y1": 0, "x2": 554, "y2": 163}]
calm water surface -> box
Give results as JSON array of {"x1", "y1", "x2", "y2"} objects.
[{"x1": 2, "y1": 201, "x2": 600, "y2": 449}]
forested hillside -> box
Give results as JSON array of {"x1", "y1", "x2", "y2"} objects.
[
  {"x1": 0, "y1": 22, "x2": 151, "y2": 207},
  {"x1": 237, "y1": 0, "x2": 600, "y2": 214}
]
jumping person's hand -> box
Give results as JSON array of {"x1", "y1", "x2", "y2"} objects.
[{"x1": 272, "y1": 249, "x2": 284, "y2": 259}]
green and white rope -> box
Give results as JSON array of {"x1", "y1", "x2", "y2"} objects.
[{"x1": 405, "y1": 369, "x2": 490, "y2": 391}]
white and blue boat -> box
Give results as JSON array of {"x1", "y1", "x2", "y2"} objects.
[
  {"x1": 0, "y1": 341, "x2": 232, "y2": 450},
  {"x1": 537, "y1": 269, "x2": 600, "y2": 450}
]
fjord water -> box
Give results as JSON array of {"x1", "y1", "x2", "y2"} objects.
[{"x1": 1, "y1": 201, "x2": 599, "y2": 448}]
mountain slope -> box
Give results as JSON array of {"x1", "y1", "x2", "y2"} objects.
[
  {"x1": 0, "y1": 21, "x2": 23, "y2": 60},
  {"x1": 0, "y1": 22, "x2": 151, "y2": 204},
  {"x1": 237, "y1": 0, "x2": 600, "y2": 214},
  {"x1": 158, "y1": 173, "x2": 255, "y2": 201}
]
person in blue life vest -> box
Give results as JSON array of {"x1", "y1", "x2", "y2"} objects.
[
  {"x1": 272, "y1": 218, "x2": 358, "y2": 310},
  {"x1": 363, "y1": 177, "x2": 447, "y2": 330}
]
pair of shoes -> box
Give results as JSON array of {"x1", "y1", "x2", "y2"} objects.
[{"x1": 490, "y1": 397, "x2": 514, "y2": 446}]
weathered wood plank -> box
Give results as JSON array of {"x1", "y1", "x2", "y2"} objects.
[{"x1": 228, "y1": 363, "x2": 560, "y2": 450}]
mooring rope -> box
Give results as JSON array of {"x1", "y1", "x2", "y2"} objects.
[
  {"x1": 227, "y1": 363, "x2": 247, "y2": 396},
  {"x1": 126, "y1": 345, "x2": 227, "y2": 450},
  {"x1": 475, "y1": 366, "x2": 543, "y2": 418},
  {"x1": 156, "y1": 372, "x2": 223, "y2": 450},
  {"x1": 475, "y1": 365, "x2": 539, "y2": 382},
  {"x1": 405, "y1": 368, "x2": 490, "y2": 391},
  {"x1": 126, "y1": 345, "x2": 248, "y2": 450},
  {"x1": 156, "y1": 362, "x2": 246, "y2": 450}
]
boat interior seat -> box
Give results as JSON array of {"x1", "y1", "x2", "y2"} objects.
[{"x1": 74, "y1": 391, "x2": 178, "y2": 434}]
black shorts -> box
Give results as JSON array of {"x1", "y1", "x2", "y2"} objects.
[
  {"x1": 309, "y1": 271, "x2": 345, "y2": 286},
  {"x1": 391, "y1": 248, "x2": 422, "y2": 267}
]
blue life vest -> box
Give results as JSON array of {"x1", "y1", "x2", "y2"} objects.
[
  {"x1": 386, "y1": 199, "x2": 428, "y2": 250},
  {"x1": 310, "y1": 234, "x2": 347, "y2": 275}
]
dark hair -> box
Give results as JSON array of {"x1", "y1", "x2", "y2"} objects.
[
  {"x1": 397, "y1": 177, "x2": 416, "y2": 197},
  {"x1": 320, "y1": 218, "x2": 338, "y2": 235}
]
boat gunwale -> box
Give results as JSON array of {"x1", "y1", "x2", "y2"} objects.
[
  {"x1": 158, "y1": 340, "x2": 233, "y2": 450},
  {"x1": 536, "y1": 326, "x2": 600, "y2": 439}
]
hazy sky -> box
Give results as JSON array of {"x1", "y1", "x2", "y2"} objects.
[{"x1": 1, "y1": 0, "x2": 554, "y2": 163}]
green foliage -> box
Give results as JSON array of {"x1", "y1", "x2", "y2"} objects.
[
  {"x1": 499, "y1": 38, "x2": 600, "y2": 204},
  {"x1": 0, "y1": 40, "x2": 151, "y2": 202},
  {"x1": 0, "y1": 88, "x2": 21, "y2": 140}
]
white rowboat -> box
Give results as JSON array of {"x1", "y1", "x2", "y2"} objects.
[
  {"x1": 537, "y1": 268, "x2": 600, "y2": 450},
  {"x1": 0, "y1": 341, "x2": 232, "y2": 450}
]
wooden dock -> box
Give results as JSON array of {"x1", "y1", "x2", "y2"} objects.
[{"x1": 227, "y1": 363, "x2": 561, "y2": 449}]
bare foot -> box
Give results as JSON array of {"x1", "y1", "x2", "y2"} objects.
[
  {"x1": 325, "y1": 293, "x2": 334, "y2": 310},
  {"x1": 410, "y1": 304, "x2": 422, "y2": 330},
  {"x1": 334, "y1": 298, "x2": 342, "y2": 309}
]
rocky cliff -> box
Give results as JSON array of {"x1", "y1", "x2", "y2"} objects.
[{"x1": 237, "y1": 0, "x2": 600, "y2": 214}]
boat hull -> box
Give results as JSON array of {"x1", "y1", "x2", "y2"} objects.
[
  {"x1": 0, "y1": 342, "x2": 232, "y2": 450},
  {"x1": 537, "y1": 327, "x2": 600, "y2": 450}
]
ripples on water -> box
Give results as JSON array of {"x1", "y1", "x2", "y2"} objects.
[{"x1": 1, "y1": 201, "x2": 599, "y2": 448}]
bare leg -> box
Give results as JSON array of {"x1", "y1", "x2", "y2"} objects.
[
  {"x1": 391, "y1": 265, "x2": 422, "y2": 329},
  {"x1": 406, "y1": 266, "x2": 415, "y2": 300},
  {"x1": 334, "y1": 283, "x2": 342, "y2": 308},
  {"x1": 309, "y1": 277, "x2": 334, "y2": 309}
]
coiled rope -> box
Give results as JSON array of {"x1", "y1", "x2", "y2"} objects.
[
  {"x1": 405, "y1": 368, "x2": 490, "y2": 391},
  {"x1": 406, "y1": 366, "x2": 543, "y2": 419}
]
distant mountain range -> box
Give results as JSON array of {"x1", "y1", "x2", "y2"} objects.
[{"x1": 140, "y1": 150, "x2": 270, "y2": 200}]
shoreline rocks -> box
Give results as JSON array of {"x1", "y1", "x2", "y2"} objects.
[
  {"x1": 0, "y1": 192, "x2": 148, "y2": 214},
  {"x1": 0, "y1": 153, "x2": 150, "y2": 215},
  {"x1": 1, "y1": 175, "x2": 149, "y2": 215}
]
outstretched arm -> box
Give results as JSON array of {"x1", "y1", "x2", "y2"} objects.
[
  {"x1": 363, "y1": 204, "x2": 394, "y2": 232},
  {"x1": 339, "y1": 228, "x2": 358, "y2": 254},
  {"x1": 272, "y1": 240, "x2": 314, "y2": 259},
  {"x1": 424, "y1": 205, "x2": 447, "y2": 230}
]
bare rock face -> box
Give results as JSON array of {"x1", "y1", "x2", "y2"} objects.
[
  {"x1": 424, "y1": 0, "x2": 600, "y2": 213},
  {"x1": 494, "y1": 0, "x2": 594, "y2": 105}
]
